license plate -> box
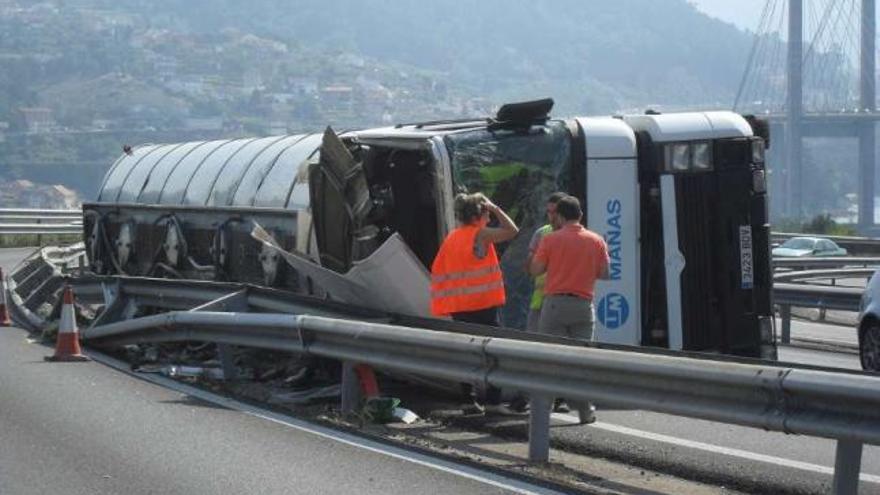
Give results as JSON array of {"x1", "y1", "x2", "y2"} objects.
[{"x1": 739, "y1": 225, "x2": 753, "y2": 289}]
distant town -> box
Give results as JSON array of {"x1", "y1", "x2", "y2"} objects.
[{"x1": 0, "y1": 1, "x2": 492, "y2": 206}]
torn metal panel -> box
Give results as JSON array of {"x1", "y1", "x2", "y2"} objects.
[
  {"x1": 307, "y1": 127, "x2": 373, "y2": 272},
  {"x1": 251, "y1": 223, "x2": 432, "y2": 317}
]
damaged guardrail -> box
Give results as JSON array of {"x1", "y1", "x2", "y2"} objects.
[
  {"x1": 6, "y1": 243, "x2": 86, "y2": 330},
  {"x1": 78, "y1": 306, "x2": 880, "y2": 494}
]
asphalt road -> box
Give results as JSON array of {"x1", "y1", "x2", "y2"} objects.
[
  {"x1": 0, "y1": 325, "x2": 558, "y2": 495},
  {"x1": 0, "y1": 248, "x2": 548, "y2": 495}
]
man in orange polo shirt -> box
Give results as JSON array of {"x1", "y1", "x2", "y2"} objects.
[
  {"x1": 529, "y1": 195, "x2": 609, "y2": 340},
  {"x1": 529, "y1": 195, "x2": 608, "y2": 419}
]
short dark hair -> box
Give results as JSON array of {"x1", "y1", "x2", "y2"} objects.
[
  {"x1": 547, "y1": 191, "x2": 567, "y2": 204},
  {"x1": 454, "y1": 192, "x2": 487, "y2": 224},
  {"x1": 556, "y1": 195, "x2": 582, "y2": 221}
]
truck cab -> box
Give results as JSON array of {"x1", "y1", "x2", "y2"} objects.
[{"x1": 313, "y1": 102, "x2": 773, "y2": 358}]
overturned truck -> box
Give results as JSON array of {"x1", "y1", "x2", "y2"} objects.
[{"x1": 84, "y1": 100, "x2": 775, "y2": 358}]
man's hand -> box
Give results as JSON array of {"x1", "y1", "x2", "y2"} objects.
[{"x1": 476, "y1": 197, "x2": 518, "y2": 244}]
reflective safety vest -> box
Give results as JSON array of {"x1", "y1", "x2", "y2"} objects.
[
  {"x1": 430, "y1": 223, "x2": 505, "y2": 316},
  {"x1": 529, "y1": 224, "x2": 553, "y2": 311}
]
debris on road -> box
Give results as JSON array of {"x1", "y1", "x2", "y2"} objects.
[{"x1": 392, "y1": 407, "x2": 419, "y2": 424}]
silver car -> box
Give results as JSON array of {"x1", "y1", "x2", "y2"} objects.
[
  {"x1": 859, "y1": 271, "x2": 880, "y2": 371},
  {"x1": 772, "y1": 236, "x2": 848, "y2": 257}
]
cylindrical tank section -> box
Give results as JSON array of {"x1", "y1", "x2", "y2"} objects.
[{"x1": 84, "y1": 134, "x2": 322, "y2": 290}]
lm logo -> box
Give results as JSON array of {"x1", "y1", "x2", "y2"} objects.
[{"x1": 598, "y1": 293, "x2": 630, "y2": 330}]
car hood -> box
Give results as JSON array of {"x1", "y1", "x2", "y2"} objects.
[{"x1": 771, "y1": 248, "x2": 813, "y2": 257}]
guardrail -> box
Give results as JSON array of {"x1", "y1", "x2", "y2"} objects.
[
  {"x1": 773, "y1": 268, "x2": 876, "y2": 284},
  {"x1": 772, "y1": 269, "x2": 868, "y2": 342},
  {"x1": 0, "y1": 208, "x2": 80, "y2": 218},
  {"x1": 772, "y1": 283, "x2": 862, "y2": 346},
  {"x1": 0, "y1": 208, "x2": 81, "y2": 236},
  {"x1": 773, "y1": 256, "x2": 880, "y2": 270}
]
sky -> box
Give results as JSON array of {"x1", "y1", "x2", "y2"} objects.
[{"x1": 689, "y1": 0, "x2": 766, "y2": 31}]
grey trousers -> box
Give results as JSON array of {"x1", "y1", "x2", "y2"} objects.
[
  {"x1": 526, "y1": 308, "x2": 542, "y2": 332},
  {"x1": 536, "y1": 294, "x2": 597, "y2": 420},
  {"x1": 537, "y1": 295, "x2": 594, "y2": 341}
]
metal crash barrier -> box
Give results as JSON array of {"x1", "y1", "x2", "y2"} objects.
[
  {"x1": 78, "y1": 296, "x2": 880, "y2": 494},
  {"x1": 0, "y1": 208, "x2": 81, "y2": 236}
]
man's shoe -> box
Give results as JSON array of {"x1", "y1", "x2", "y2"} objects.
[{"x1": 553, "y1": 399, "x2": 571, "y2": 413}]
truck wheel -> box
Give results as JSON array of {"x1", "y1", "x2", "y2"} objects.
[{"x1": 860, "y1": 322, "x2": 880, "y2": 372}]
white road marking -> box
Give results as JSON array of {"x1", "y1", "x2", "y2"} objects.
[
  {"x1": 554, "y1": 413, "x2": 880, "y2": 484},
  {"x1": 87, "y1": 350, "x2": 568, "y2": 495}
]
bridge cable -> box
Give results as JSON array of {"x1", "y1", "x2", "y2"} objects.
[{"x1": 735, "y1": 0, "x2": 777, "y2": 110}]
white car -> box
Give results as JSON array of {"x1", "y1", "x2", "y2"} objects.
[
  {"x1": 772, "y1": 236, "x2": 848, "y2": 257},
  {"x1": 858, "y1": 271, "x2": 880, "y2": 371}
]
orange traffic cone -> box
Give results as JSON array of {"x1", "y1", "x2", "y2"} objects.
[
  {"x1": 45, "y1": 285, "x2": 89, "y2": 362},
  {"x1": 0, "y1": 268, "x2": 12, "y2": 327}
]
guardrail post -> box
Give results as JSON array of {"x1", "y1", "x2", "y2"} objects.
[
  {"x1": 217, "y1": 344, "x2": 237, "y2": 381},
  {"x1": 832, "y1": 439, "x2": 863, "y2": 495},
  {"x1": 781, "y1": 305, "x2": 792, "y2": 344},
  {"x1": 528, "y1": 393, "x2": 552, "y2": 463},
  {"x1": 36, "y1": 217, "x2": 42, "y2": 246},
  {"x1": 340, "y1": 361, "x2": 361, "y2": 414}
]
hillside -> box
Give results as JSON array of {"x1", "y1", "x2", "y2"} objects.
[
  {"x1": 97, "y1": 0, "x2": 754, "y2": 113},
  {"x1": 0, "y1": 0, "x2": 755, "y2": 201}
]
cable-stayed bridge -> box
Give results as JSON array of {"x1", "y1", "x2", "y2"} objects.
[{"x1": 735, "y1": 0, "x2": 877, "y2": 230}]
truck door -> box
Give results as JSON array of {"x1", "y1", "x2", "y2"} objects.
[{"x1": 308, "y1": 127, "x2": 372, "y2": 272}]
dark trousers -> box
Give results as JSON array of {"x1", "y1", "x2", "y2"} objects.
[{"x1": 452, "y1": 307, "x2": 502, "y2": 405}]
